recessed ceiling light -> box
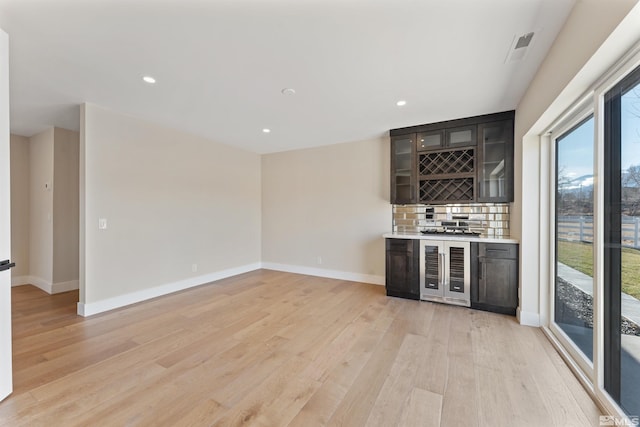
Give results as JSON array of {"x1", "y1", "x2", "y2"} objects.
[
  {"x1": 396, "y1": 100, "x2": 407, "y2": 106},
  {"x1": 262, "y1": 128, "x2": 271, "y2": 133},
  {"x1": 281, "y1": 88, "x2": 296, "y2": 95},
  {"x1": 142, "y1": 76, "x2": 156, "y2": 84}
]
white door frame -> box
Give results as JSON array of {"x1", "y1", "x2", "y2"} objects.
[{"x1": 0, "y1": 27, "x2": 13, "y2": 402}]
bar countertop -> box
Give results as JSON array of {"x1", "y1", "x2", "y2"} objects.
[{"x1": 383, "y1": 232, "x2": 519, "y2": 244}]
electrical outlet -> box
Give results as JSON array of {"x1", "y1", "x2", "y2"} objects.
[
  {"x1": 192, "y1": 264, "x2": 198, "y2": 272},
  {"x1": 98, "y1": 218, "x2": 107, "y2": 230},
  {"x1": 317, "y1": 256, "x2": 322, "y2": 265}
]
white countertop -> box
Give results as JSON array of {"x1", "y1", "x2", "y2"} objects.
[{"x1": 383, "y1": 232, "x2": 519, "y2": 244}]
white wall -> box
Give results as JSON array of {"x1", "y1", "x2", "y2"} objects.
[
  {"x1": 79, "y1": 104, "x2": 261, "y2": 315},
  {"x1": 262, "y1": 137, "x2": 389, "y2": 284},
  {"x1": 28, "y1": 128, "x2": 54, "y2": 286},
  {"x1": 9, "y1": 134, "x2": 29, "y2": 281},
  {"x1": 52, "y1": 128, "x2": 79, "y2": 290},
  {"x1": 513, "y1": 0, "x2": 640, "y2": 325},
  {"x1": 13, "y1": 128, "x2": 80, "y2": 292}
]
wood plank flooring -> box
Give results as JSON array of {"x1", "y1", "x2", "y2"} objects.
[{"x1": 1, "y1": 269, "x2": 602, "y2": 426}]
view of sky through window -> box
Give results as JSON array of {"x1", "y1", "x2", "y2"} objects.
[
  {"x1": 557, "y1": 118, "x2": 594, "y2": 189},
  {"x1": 622, "y1": 86, "x2": 640, "y2": 170}
]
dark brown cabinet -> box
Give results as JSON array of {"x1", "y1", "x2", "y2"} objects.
[
  {"x1": 471, "y1": 242, "x2": 519, "y2": 315},
  {"x1": 477, "y1": 120, "x2": 514, "y2": 203},
  {"x1": 389, "y1": 111, "x2": 514, "y2": 204},
  {"x1": 385, "y1": 238, "x2": 419, "y2": 300},
  {"x1": 416, "y1": 125, "x2": 476, "y2": 151},
  {"x1": 416, "y1": 130, "x2": 444, "y2": 151},
  {"x1": 445, "y1": 125, "x2": 477, "y2": 149},
  {"x1": 390, "y1": 135, "x2": 417, "y2": 205}
]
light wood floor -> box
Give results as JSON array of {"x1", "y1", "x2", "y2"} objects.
[{"x1": 1, "y1": 269, "x2": 602, "y2": 426}]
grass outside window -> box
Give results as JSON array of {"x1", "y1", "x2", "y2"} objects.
[{"x1": 557, "y1": 240, "x2": 640, "y2": 300}]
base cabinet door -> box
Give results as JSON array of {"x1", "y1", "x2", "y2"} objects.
[
  {"x1": 471, "y1": 243, "x2": 519, "y2": 315},
  {"x1": 385, "y1": 239, "x2": 419, "y2": 300},
  {"x1": 477, "y1": 258, "x2": 517, "y2": 306}
]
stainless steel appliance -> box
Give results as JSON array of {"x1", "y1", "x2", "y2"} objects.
[
  {"x1": 419, "y1": 239, "x2": 470, "y2": 307},
  {"x1": 420, "y1": 220, "x2": 481, "y2": 236}
]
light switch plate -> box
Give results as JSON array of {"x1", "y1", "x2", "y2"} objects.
[{"x1": 98, "y1": 218, "x2": 107, "y2": 230}]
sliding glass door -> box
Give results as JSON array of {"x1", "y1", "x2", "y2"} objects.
[
  {"x1": 554, "y1": 117, "x2": 595, "y2": 364},
  {"x1": 548, "y1": 48, "x2": 640, "y2": 421},
  {"x1": 604, "y1": 64, "x2": 640, "y2": 417}
]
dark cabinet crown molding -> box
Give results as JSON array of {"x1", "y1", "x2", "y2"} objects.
[{"x1": 390, "y1": 110, "x2": 515, "y2": 137}]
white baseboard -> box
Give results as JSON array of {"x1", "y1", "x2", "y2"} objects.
[
  {"x1": 261, "y1": 262, "x2": 385, "y2": 286},
  {"x1": 27, "y1": 276, "x2": 52, "y2": 294},
  {"x1": 517, "y1": 307, "x2": 541, "y2": 327},
  {"x1": 52, "y1": 279, "x2": 79, "y2": 293},
  {"x1": 77, "y1": 262, "x2": 261, "y2": 317},
  {"x1": 11, "y1": 275, "x2": 31, "y2": 287},
  {"x1": 10, "y1": 276, "x2": 78, "y2": 294}
]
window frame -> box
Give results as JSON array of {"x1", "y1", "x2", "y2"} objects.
[{"x1": 548, "y1": 109, "x2": 596, "y2": 380}]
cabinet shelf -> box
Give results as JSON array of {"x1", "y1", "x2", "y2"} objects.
[{"x1": 419, "y1": 172, "x2": 475, "y2": 180}]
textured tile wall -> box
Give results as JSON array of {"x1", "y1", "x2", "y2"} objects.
[{"x1": 392, "y1": 203, "x2": 510, "y2": 236}]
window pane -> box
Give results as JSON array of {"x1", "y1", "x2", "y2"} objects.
[
  {"x1": 555, "y1": 117, "x2": 594, "y2": 362},
  {"x1": 619, "y1": 79, "x2": 640, "y2": 416}
]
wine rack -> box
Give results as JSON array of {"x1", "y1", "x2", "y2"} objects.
[{"x1": 418, "y1": 149, "x2": 475, "y2": 203}]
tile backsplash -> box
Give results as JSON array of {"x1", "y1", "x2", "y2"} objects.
[{"x1": 392, "y1": 203, "x2": 510, "y2": 237}]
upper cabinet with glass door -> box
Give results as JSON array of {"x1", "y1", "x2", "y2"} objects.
[
  {"x1": 446, "y1": 126, "x2": 477, "y2": 149},
  {"x1": 477, "y1": 120, "x2": 514, "y2": 202},
  {"x1": 417, "y1": 130, "x2": 444, "y2": 151},
  {"x1": 390, "y1": 134, "x2": 417, "y2": 204},
  {"x1": 416, "y1": 126, "x2": 476, "y2": 151}
]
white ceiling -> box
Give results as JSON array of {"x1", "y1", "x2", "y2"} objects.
[{"x1": 0, "y1": 0, "x2": 575, "y2": 154}]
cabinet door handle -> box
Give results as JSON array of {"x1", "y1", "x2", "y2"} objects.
[
  {"x1": 482, "y1": 263, "x2": 487, "y2": 300},
  {"x1": 440, "y1": 252, "x2": 446, "y2": 287}
]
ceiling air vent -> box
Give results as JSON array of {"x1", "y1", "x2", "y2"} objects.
[{"x1": 505, "y1": 31, "x2": 535, "y2": 63}]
